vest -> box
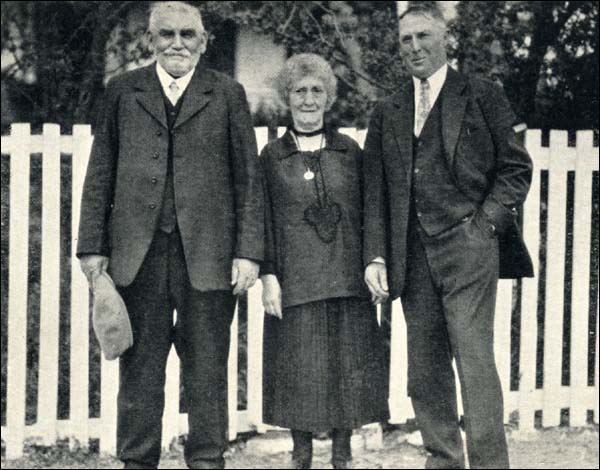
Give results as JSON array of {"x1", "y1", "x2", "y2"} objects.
[
  {"x1": 158, "y1": 91, "x2": 185, "y2": 233},
  {"x1": 411, "y1": 95, "x2": 475, "y2": 236}
]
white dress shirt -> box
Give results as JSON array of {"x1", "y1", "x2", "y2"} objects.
[
  {"x1": 412, "y1": 63, "x2": 448, "y2": 135},
  {"x1": 155, "y1": 62, "x2": 195, "y2": 104}
]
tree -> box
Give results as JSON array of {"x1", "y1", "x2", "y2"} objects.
[
  {"x1": 1, "y1": 1, "x2": 151, "y2": 131},
  {"x1": 2, "y1": 1, "x2": 598, "y2": 130},
  {"x1": 449, "y1": 1, "x2": 599, "y2": 130}
]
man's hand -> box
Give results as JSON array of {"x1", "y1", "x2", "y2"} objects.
[
  {"x1": 261, "y1": 274, "x2": 282, "y2": 319},
  {"x1": 79, "y1": 255, "x2": 109, "y2": 290},
  {"x1": 231, "y1": 258, "x2": 259, "y2": 295},
  {"x1": 365, "y1": 262, "x2": 389, "y2": 305}
]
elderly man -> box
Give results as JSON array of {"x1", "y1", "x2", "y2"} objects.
[
  {"x1": 77, "y1": 2, "x2": 263, "y2": 468},
  {"x1": 363, "y1": 4, "x2": 533, "y2": 469}
]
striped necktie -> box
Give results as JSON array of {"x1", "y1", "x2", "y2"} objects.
[
  {"x1": 415, "y1": 79, "x2": 431, "y2": 137},
  {"x1": 167, "y1": 80, "x2": 180, "y2": 105}
]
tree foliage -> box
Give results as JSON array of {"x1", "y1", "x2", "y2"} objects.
[
  {"x1": 1, "y1": 1, "x2": 598, "y2": 130},
  {"x1": 1, "y1": 1, "x2": 151, "y2": 130},
  {"x1": 450, "y1": 1, "x2": 599, "y2": 130}
]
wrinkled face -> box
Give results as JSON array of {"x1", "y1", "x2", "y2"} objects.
[
  {"x1": 148, "y1": 10, "x2": 207, "y2": 77},
  {"x1": 289, "y1": 76, "x2": 328, "y2": 130},
  {"x1": 399, "y1": 13, "x2": 447, "y2": 79}
]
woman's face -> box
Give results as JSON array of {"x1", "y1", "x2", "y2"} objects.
[{"x1": 289, "y1": 76, "x2": 328, "y2": 131}]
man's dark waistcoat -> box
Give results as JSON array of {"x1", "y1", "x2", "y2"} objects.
[
  {"x1": 77, "y1": 63, "x2": 264, "y2": 291},
  {"x1": 411, "y1": 95, "x2": 476, "y2": 236}
]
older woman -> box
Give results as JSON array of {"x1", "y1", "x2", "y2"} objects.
[{"x1": 260, "y1": 53, "x2": 389, "y2": 469}]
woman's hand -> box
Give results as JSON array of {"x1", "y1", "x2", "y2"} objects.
[{"x1": 261, "y1": 274, "x2": 283, "y2": 319}]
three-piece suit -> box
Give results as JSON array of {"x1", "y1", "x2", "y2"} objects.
[
  {"x1": 77, "y1": 62, "x2": 263, "y2": 468},
  {"x1": 363, "y1": 66, "x2": 533, "y2": 468}
]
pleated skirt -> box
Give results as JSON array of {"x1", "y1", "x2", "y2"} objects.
[{"x1": 262, "y1": 297, "x2": 389, "y2": 432}]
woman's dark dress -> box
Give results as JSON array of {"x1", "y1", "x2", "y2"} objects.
[{"x1": 260, "y1": 129, "x2": 389, "y2": 432}]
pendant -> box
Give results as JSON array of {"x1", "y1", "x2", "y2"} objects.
[{"x1": 304, "y1": 170, "x2": 315, "y2": 180}]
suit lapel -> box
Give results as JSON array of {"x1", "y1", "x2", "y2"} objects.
[
  {"x1": 134, "y1": 65, "x2": 168, "y2": 129},
  {"x1": 441, "y1": 68, "x2": 468, "y2": 169},
  {"x1": 174, "y1": 66, "x2": 213, "y2": 129},
  {"x1": 392, "y1": 82, "x2": 415, "y2": 179}
]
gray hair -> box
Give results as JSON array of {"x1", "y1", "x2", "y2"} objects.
[
  {"x1": 399, "y1": 3, "x2": 447, "y2": 31},
  {"x1": 148, "y1": 1, "x2": 205, "y2": 33},
  {"x1": 275, "y1": 53, "x2": 338, "y2": 111}
]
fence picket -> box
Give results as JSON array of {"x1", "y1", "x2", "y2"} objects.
[
  {"x1": 255, "y1": 127, "x2": 269, "y2": 154},
  {"x1": 227, "y1": 304, "x2": 239, "y2": 441},
  {"x1": 5, "y1": 124, "x2": 31, "y2": 460},
  {"x1": 162, "y1": 345, "x2": 180, "y2": 450},
  {"x1": 37, "y1": 124, "x2": 62, "y2": 445},
  {"x1": 595, "y1": 297, "x2": 599, "y2": 424},
  {"x1": 69, "y1": 125, "x2": 93, "y2": 448},
  {"x1": 247, "y1": 283, "x2": 266, "y2": 432},
  {"x1": 0, "y1": 126, "x2": 599, "y2": 456},
  {"x1": 519, "y1": 129, "x2": 546, "y2": 431},
  {"x1": 388, "y1": 299, "x2": 414, "y2": 423},
  {"x1": 494, "y1": 279, "x2": 513, "y2": 423},
  {"x1": 570, "y1": 131, "x2": 596, "y2": 426},
  {"x1": 543, "y1": 130, "x2": 572, "y2": 427},
  {"x1": 99, "y1": 357, "x2": 118, "y2": 454}
]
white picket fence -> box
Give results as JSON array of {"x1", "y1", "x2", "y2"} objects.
[{"x1": 1, "y1": 124, "x2": 598, "y2": 460}]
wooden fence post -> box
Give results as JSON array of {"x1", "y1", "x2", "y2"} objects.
[
  {"x1": 570, "y1": 131, "x2": 596, "y2": 426},
  {"x1": 5, "y1": 123, "x2": 31, "y2": 460},
  {"x1": 543, "y1": 130, "x2": 573, "y2": 427},
  {"x1": 37, "y1": 124, "x2": 62, "y2": 445},
  {"x1": 227, "y1": 304, "x2": 239, "y2": 441},
  {"x1": 519, "y1": 129, "x2": 546, "y2": 432},
  {"x1": 69, "y1": 124, "x2": 92, "y2": 449}
]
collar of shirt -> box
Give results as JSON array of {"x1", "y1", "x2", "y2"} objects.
[
  {"x1": 412, "y1": 63, "x2": 448, "y2": 132},
  {"x1": 155, "y1": 62, "x2": 195, "y2": 97}
]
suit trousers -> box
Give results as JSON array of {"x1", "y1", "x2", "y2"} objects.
[
  {"x1": 401, "y1": 213, "x2": 509, "y2": 469},
  {"x1": 116, "y1": 229, "x2": 236, "y2": 469}
]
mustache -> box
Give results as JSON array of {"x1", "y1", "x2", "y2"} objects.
[{"x1": 164, "y1": 52, "x2": 191, "y2": 58}]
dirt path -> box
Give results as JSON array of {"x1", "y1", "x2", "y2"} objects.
[{"x1": 2, "y1": 427, "x2": 598, "y2": 469}]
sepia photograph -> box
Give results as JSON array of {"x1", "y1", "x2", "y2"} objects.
[{"x1": 1, "y1": 1, "x2": 598, "y2": 468}]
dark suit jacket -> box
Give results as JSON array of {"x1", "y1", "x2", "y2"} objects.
[
  {"x1": 363, "y1": 67, "x2": 533, "y2": 300},
  {"x1": 77, "y1": 63, "x2": 264, "y2": 290}
]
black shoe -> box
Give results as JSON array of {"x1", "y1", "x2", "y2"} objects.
[
  {"x1": 332, "y1": 460, "x2": 353, "y2": 469},
  {"x1": 122, "y1": 461, "x2": 155, "y2": 469},
  {"x1": 292, "y1": 458, "x2": 312, "y2": 469}
]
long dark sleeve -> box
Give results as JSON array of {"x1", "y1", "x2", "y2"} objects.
[
  {"x1": 259, "y1": 146, "x2": 277, "y2": 276},
  {"x1": 362, "y1": 103, "x2": 388, "y2": 266},
  {"x1": 478, "y1": 82, "x2": 533, "y2": 233},
  {"x1": 76, "y1": 78, "x2": 121, "y2": 257},
  {"x1": 228, "y1": 82, "x2": 264, "y2": 261}
]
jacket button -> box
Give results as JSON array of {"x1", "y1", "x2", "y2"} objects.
[
  {"x1": 417, "y1": 211, "x2": 422, "y2": 218},
  {"x1": 153, "y1": 152, "x2": 159, "y2": 159},
  {"x1": 414, "y1": 168, "x2": 420, "y2": 174},
  {"x1": 156, "y1": 130, "x2": 162, "y2": 137},
  {"x1": 151, "y1": 177, "x2": 158, "y2": 184},
  {"x1": 149, "y1": 203, "x2": 156, "y2": 209}
]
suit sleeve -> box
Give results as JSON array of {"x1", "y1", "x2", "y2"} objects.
[
  {"x1": 362, "y1": 103, "x2": 388, "y2": 266},
  {"x1": 258, "y1": 146, "x2": 277, "y2": 276},
  {"x1": 228, "y1": 82, "x2": 264, "y2": 262},
  {"x1": 479, "y1": 82, "x2": 533, "y2": 233},
  {"x1": 76, "y1": 78, "x2": 120, "y2": 257}
]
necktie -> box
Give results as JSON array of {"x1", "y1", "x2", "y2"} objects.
[
  {"x1": 415, "y1": 79, "x2": 431, "y2": 137},
  {"x1": 168, "y1": 80, "x2": 180, "y2": 105}
]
